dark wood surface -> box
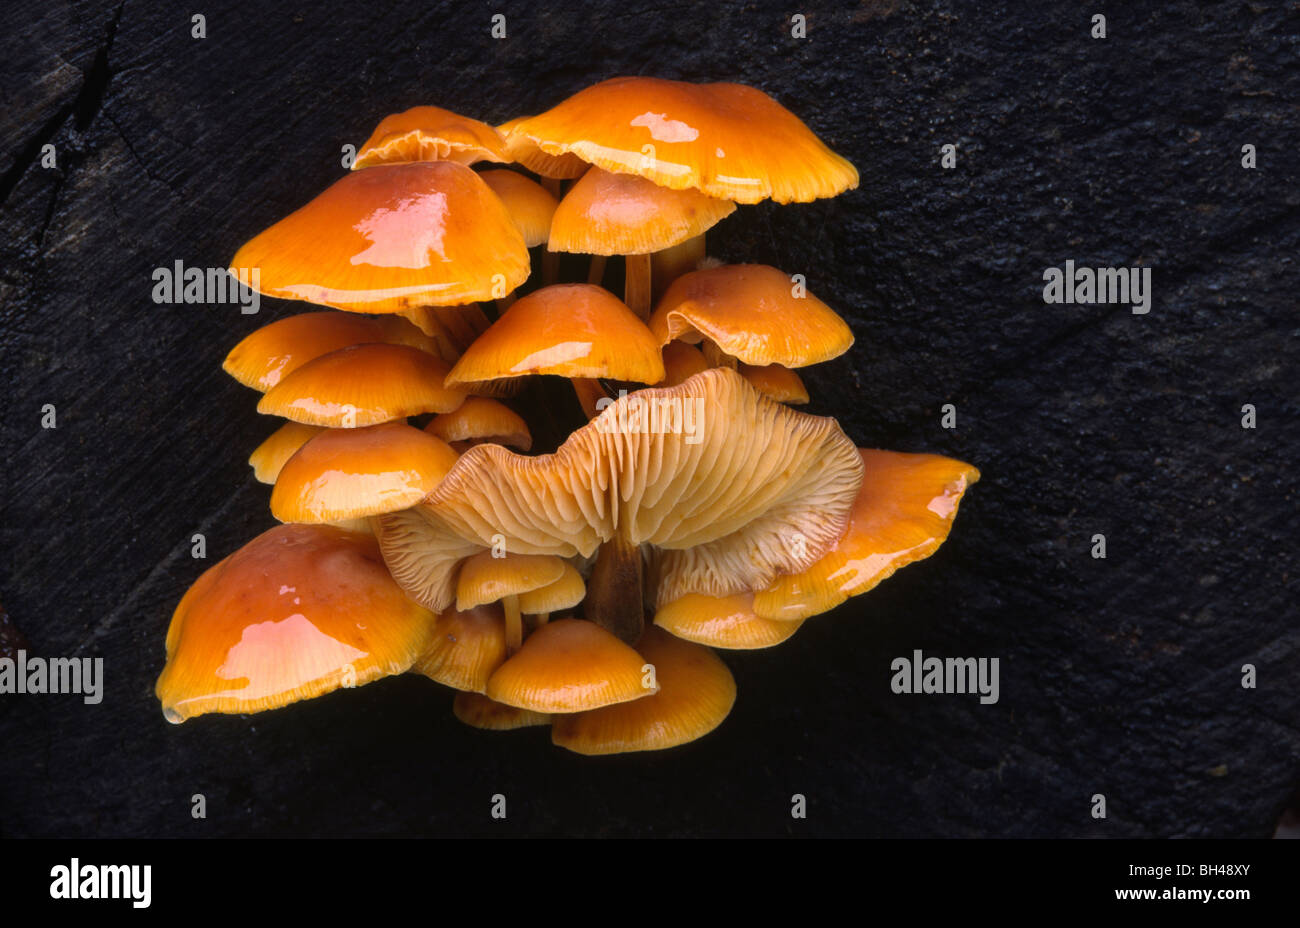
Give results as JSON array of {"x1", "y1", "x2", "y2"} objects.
[{"x1": 1, "y1": 0, "x2": 1296, "y2": 836}]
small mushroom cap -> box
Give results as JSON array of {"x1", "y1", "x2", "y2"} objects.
[
  {"x1": 352, "y1": 105, "x2": 510, "y2": 170},
  {"x1": 258, "y1": 343, "x2": 467, "y2": 427},
  {"x1": 656, "y1": 340, "x2": 710, "y2": 387},
  {"x1": 456, "y1": 551, "x2": 567, "y2": 610},
  {"x1": 424, "y1": 396, "x2": 532, "y2": 451},
  {"x1": 249, "y1": 422, "x2": 324, "y2": 484},
  {"x1": 650, "y1": 264, "x2": 854, "y2": 368},
  {"x1": 271, "y1": 423, "x2": 460, "y2": 523},
  {"x1": 552, "y1": 626, "x2": 735, "y2": 755},
  {"x1": 654, "y1": 592, "x2": 802, "y2": 649},
  {"x1": 740, "y1": 363, "x2": 809, "y2": 405},
  {"x1": 156, "y1": 524, "x2": 435, "y2": 722},
  {"x1": 413, "y1": 604, "x2": 507, "y2": 693},
  {"x1": 485, "y1": 618, "x2": 654, "y2": 713},
  {"x1": 517, "y1": 562, "x2": 585, "y2": 614},
  {"x1": 229, "y1": 162, "x2": 530, "y2": 312},
  {"x1": 754, "y1": 449, "x2": 981, "y2": 621},
  {"x1": 445, "y1": 284, "x2": 665, "y2": 387},
  {"x1": 478, "y1": 170, "x2": 559, "y2": 248},
  {"x1": 378, "y1": 369, "x2": 862, "y2": 612},
  {"x1": 223, "y1": 311, "x2": 440, "y2": 392},
  {"x1": 498, "y1": 117, "x2": 589, "y2": 179},
  {"x1": 548, "y1": 168, "x2": 735, "y2": 256},
  {"x1": 453, "y1": 691, "x2": 550, "y2": 730},
  {"x1": 508, "y1": 77, "x2": 858, "y2": 204}
]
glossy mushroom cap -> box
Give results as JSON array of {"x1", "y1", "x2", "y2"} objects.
[
  {"x1": 271, "y1": 423, "x2": 460, "y2": 523},
  {"x1": 444, "y1": 284, "x2": 665, "y2": 387},
  {"x1": 249, "y1": 422, "x2": 323, "y2": 484},
  {"x1": 155, "y1": 524, "x2": 435, "y2": 722},
  {"x1": 353, "y1": 105, "x2": 510, "y2": 169},
  {"x1": 754, "y1": 449, "x2": 981, "y2": 621},
  {"x1": 654, "y1": 592, "x2": 802, "y2": 649},
  {"x1": 478, "y1": 170, "x2": 559, "y2": 248},
  {"x1": 413, "y1": 604, "x2": 507, "y2": 693},
  {"x1": 455, "y1": 551, "x2": 567, "y2": 611},
  {"x1": 506, "y1": 77, "x2": 858, "y2": 204},
  {"x1": 656, "y1": 341, "x2": 710, "y2": 387},
  {"x1": 548, "y1": 168, "x2": 735, "y2": 256},
  {"x1": 650, "y1": 264, "x2": 854, "y2": 368},
  {"x1": 498, "y1": 116, "x2": 589, "y2": 179},
  {"x1": 740, "y1": 363, "x2": 810, "y2": 405},
  {"x1": 453, "y1": 691, "x2": 550, "y2": 730},
  {"x1": 485, "y1": 618, "x2": 653, "y2": 713},
  {"x1": 224, "y1": 311, "x2": 440, "y2": 392},
  {"x1": 517, "y1": 562, "x2": 585, "y2": 614},
  {"x1": 377, "y1": 368, "x2": 863, "y2": 612},
  {"x1": 551, "y1": 626, "x2": 735, "y2": 754},
  {"x1": 424, "y1": 396, "x2": 532, "y2": 451},
  {"x1": 258, "y1": 343, "x2": 467, "y2": 427},
  {"x1": 229, "y1": 162, "x2": 530, "y2": 313}
]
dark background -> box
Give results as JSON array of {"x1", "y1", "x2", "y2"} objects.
[{"x1": 1, "y1": 0, "x2": 1296, "y2": 837}]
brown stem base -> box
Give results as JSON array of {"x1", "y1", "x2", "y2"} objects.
[{"x1": 585, "y1": 535, "x2": 644, "y2": 645}]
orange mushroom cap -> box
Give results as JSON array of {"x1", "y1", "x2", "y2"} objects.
[
  {"x1": 551, "y1": 626, "x2": 735, "y2": 755},
  {"x1": 156, "y1": 524, "x2": 435, "y2": 722},
  {"x1": 739, "y1": 363, "x2": 810, "y2": 405},
  {"x1": 498, "y1": 116, "x2": 589, "y2": 179},
  {"x1": 249, "y1": 422, "x2": 324, "y2": 484},
  {"x1": 271, "y1": 423, "x2": 460, "y2": 523},
  {"x1": 650, "y1": 264, "x2": 854, "y2": 368},
  {"x1": 548, "y1": 167, "x2": 735, "y2": 256},
  {"x1": 754, "y1": 449, "x2": 981, "y2": 621},
  {"x1": 229, "y1": 162, "x2": 530, "y2": 313},
  {"x1": 424, "y1": 396, "x2": 532, "y2": 451},
  {"x1": 517, "y1": 562, "x2": 585, "y2": 614},
  {"x1": 455, "y1": 551, "x2": 566, "y2": 611},
  {"x1": 656, "y1": 340, "x2": 710, "y2": 387},
  {"x1": 352, "y1": 105, "x2": 510, "y2": 170},
  {"x1": 445, "y1": 284, "x2": 665, "y2": 387},
  {"x1": 258, "y1": 343, "x2": 467, "y2": 427},
  {"x1": 453, "y1": 691, "x2": 550, "y2": 730},
  {"x1": 485, "y1": 618, "x2": 654, "y2": 713},
  {"x1": 507, "y1": 77, "x2": 858, "y2": 204},
  {"x1": 654, "y1": 592, "x2": 802, "y2": 649},
  {"x1": 413, "y1": 604, "x2": 507, "y2": 693},
  {"x1": 223, "y1": 311, "x2": 440, "y2": 392},
  {"x1": 478, "y1": 169, "x2": 559, "y2": 248}
]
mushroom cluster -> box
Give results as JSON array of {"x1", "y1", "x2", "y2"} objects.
[{"x1": 157, "y1": 77, "x2": 980, "y2": 754}]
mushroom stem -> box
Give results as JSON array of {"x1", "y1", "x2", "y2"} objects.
[
  {"x1": 504, "y1": 594, "x2": 523, "y2": 653},
  {"x1": 494, "y1": 291, "x2": 517, "y2": 318},
  {"x1": 624, "y1": 253, "x2": 652, "y2": 320},
  {"x1": 571, "y1": 378, "x2": 611, "y2": 420},
  {"x1": 587, "y1": 254, "x2": 608, "y2": 286},
  {"x1": 543, "y1": 249, "x2": 560, "y2": 286},
  {"x1": 586, "y1": 534, "x2": 644, "y2": 645},
  {"x1": 651, "y1": 234, "x2": 705, "y2": 301},
  {"x1": 701, "y1": 338, "x2": 738, "y2": 370}
]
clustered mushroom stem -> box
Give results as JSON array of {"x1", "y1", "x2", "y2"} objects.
[
  {"x1": 570, "y1": 377, "x2": 610, "y2": 420},
  {"x1": 701, "y1": 338, "x2": 738, "y2": 369},
  {"x1": 543, "y1": 249, "x2": 560, "y2": 286},
  {"x1": 624, "y1": 253, "x2": 652, "y2": 320},
  {"x1": 494, "y1": 291, "x2": 517, "y2": 317},
  {"x1": 650, "y1": 233, "x2": 706, "y2": 300},
  {"x1": 585, "y1": 534, "x2": 644, "y2": 645},
  {"x1": 587, "y1": 255, "x2": 607, "y2": 286},
  {"x1": 504, "y1": 594, "x2": 523, "y2": 653}
]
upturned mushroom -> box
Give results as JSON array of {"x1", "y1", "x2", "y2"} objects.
[{"x1": 377, "y1": 368, "x2": 863, "y2": 644}]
